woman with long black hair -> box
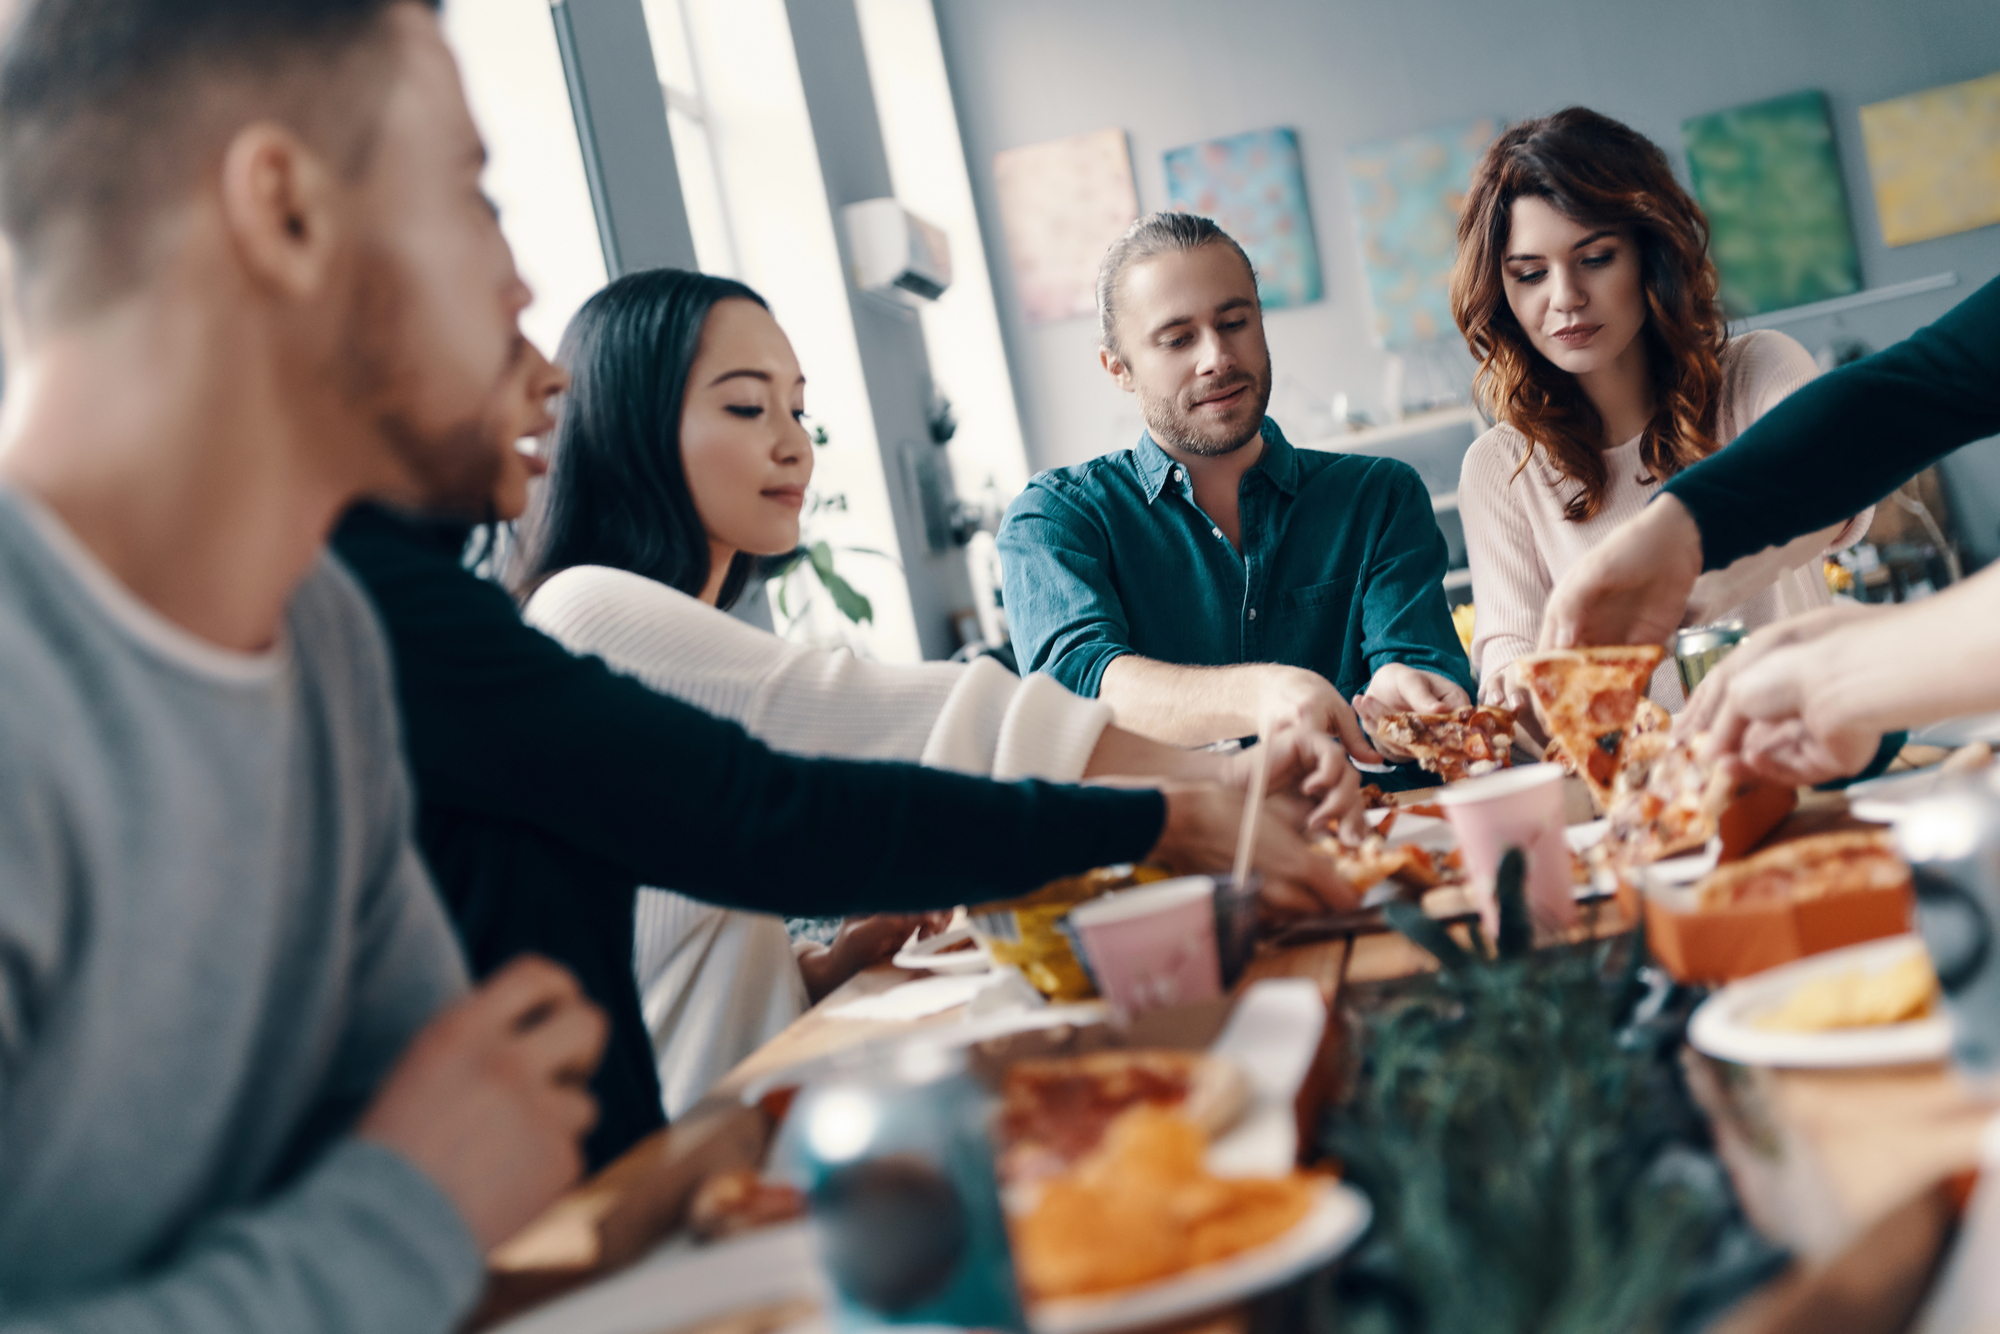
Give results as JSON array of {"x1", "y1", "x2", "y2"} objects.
[{"x1": 507, "y1": 268, "x2": 1364, "y2": 1115}]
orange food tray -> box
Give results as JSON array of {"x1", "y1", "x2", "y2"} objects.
[{"x1": 1643, "y1": 884, "x2": 1915, "y2": 985}]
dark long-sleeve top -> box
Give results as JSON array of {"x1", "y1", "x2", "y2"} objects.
[
  {"x1": 1664, "y1": 274, "x2": 2000, "y2": 571},
  {"x1": 332, "y1": 505, "x2": 1165, "y2": 1164}
]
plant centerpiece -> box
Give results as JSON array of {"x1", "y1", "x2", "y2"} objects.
[
  {"x1": 1325, "y1": 854, "x2": 1749, "y2": 1334},
  {"x1": 765, "y1": 419, "x2": 895, "y2": 649}
]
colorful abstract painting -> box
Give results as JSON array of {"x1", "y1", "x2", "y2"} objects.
[
  {"x1": 992, "y1": 128, "x2": 1138, "y2": 325},
  {"x1": 1163, "y1": 126, "x2": 1323, "y2": 309},
  {"x1": 1344, "y1": 118, "x2": 1498, "y2": 348},
  {"x1": 1682, "y1": 90, "x2": 1860, "y2": 318},
  {"x1": 1859, "y1": 72, "x2": 2000, "y2": 247}
]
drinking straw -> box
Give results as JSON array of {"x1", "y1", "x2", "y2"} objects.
[{"x1": 1230, "y1": 708, "x2": 1272, "y2": 893}]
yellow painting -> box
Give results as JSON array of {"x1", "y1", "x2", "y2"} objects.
[{"x1": 1859, "y1": 71, "x2": 2000, "y2": 247}]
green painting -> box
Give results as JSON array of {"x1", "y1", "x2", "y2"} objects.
[{"x1": 1682, "y1": 90, "x2": 1860, "y2": 318}]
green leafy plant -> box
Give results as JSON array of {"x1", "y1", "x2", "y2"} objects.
[
  {"x1": 765, "y1": 421, "x2": 897, "y2": 637},
  {"x1": 1327, "y1": 853, "x2": 1732, "y2": 1334}
]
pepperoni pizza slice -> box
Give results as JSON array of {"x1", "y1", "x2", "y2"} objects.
[
  {"x1": 1376, "y1": 705, "x2": 1517, "y2": 783},
  {"x1": 1509, "y1": 645, "x2": 1666, "y2": 810}
]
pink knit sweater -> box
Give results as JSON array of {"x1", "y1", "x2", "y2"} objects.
[{"x1": 1458, "y1": 329, "x2": 1871, "y2": 711}]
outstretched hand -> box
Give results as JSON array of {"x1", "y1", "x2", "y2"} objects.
[
  {"x1": 1540, "y1": 494, "x2": 1704, "y2": 651},
  {"x1": 1355, "y1": 665, "x2": 1472, "y2": 761},
  {"x1": 1220, "y1": 723, "x2": 1367, "y2": 841},
  {"x1": 1149, "y1": 782, "x2": 1357, "y2": 918}
]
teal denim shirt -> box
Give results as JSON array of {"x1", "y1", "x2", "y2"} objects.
[{"x1": 998, "y1": 418, "x2": 1474, "y2": 714}]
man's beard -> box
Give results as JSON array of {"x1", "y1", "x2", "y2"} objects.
[
  {"x1": 1138, "y1": 364, "x2": 1273, "y2": 458},
  {"x1": 337, "y1": 249, "x2": 509, "y2": 518}
]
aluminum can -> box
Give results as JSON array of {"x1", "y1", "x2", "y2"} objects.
[
  {"x1": 1890, "y1": 773, "x2": 2000, "y2": 1084},
  {"x1": 773, "y1": 1044, "x2": 1027, "y2": 1332},
  {"x1": 1674, "y1": 620, "x2": 1747, "y2": 697}
]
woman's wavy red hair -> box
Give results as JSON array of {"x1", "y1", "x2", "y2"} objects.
[{"x1": 1450, "y1": 107, "x2": 1727, "y2": 522}]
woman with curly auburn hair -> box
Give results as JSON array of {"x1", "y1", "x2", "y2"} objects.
[{"x1": 1450, "y1": 106, "x2": 1869, "y2": 714}]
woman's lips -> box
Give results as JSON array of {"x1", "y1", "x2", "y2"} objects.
[
  {"x1": 762, "y1": 487, "x2": 806, "y2": 509},
  {"x1": 1552, "y1": 323, "x2": 1602, "y2": 348}
]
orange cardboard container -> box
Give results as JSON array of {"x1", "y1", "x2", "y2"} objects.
[{"x1": 1643, "y1": 884, "x2": 1914, "y2": 984}]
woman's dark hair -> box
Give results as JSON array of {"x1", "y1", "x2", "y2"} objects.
[
  {"x1": 1449, "y1": 107, "x2": 1727, "y2": 522},
  {"x1": 509, "y1": 267, "x2": 770, "y2": 608}
]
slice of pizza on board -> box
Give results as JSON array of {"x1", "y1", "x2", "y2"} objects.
[{"x1": 1507, "y1": 645, "x2": 1666, "y2": 810}]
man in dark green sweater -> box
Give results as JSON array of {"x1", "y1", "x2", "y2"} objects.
[
  {"x1": 998, "y1": 213, "x2": 1474, "y2": 784},
  {"x1": 1543, "y1": 274, "x2": 2000, "y2": 783}
]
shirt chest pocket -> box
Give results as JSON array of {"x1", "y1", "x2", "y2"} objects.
[{"x1": 1278, "y1": 576, "x2": 1354, "y2": 613}]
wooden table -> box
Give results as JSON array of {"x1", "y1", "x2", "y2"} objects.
[{"x1": 476, "y1": 779, "x2": 1996, "y2": 1332}]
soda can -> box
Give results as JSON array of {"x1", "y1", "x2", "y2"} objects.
[
  {"x1": 1890, "y1": 774, "x2": 2000, "y2": 1086},
  {"x1": 1674, "y1": 620, "x2": 1746, "y2": 697},
  {"x1": 772, "y1": 1044, "x2": 1027, "y2": 1332}
]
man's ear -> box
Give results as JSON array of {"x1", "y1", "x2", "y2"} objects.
[
  {"x1": 217, "y1": 123, "x2": 344, "y2": 299},
  {"x1": 1099, "y1": 345, "x2": 1136, "y2": 393}
]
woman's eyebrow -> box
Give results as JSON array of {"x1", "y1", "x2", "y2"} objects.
[
  {"x1": 707, "y1": 368, "x2": 772, "y2": 387},
  {"x1": 1569, "y1": 229, "x2": 1617, "y2": 250}
]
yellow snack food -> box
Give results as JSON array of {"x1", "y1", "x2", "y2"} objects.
[
  {"x1": 1009, "y1": 1105, "x2": 1315, "y2": 1300},
  {"x1": 968, "y1": 864, "x2": 1168, "y2": 1001},
  {"x1": 1451, "y1": 602, "x2": 1476, "y2": 653},
  {"x1": 1754, "y1": 952, "x2": 1938, "y2": 1033}
]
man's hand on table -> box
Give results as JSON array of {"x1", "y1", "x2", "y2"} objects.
[
  {"x1": 1355, "y1": 665, "x2": 1472, "y2": 761},
  {"x1": 1539, "y1": 494, "x2": 1705, "y2": 650},
  {"x1": 1150, "y1": 782, "x2": 1356, "y2": 918},
  {"x1": 798, "y1": 913, "x2": 953, "y2": 1002},
  {"x1": 1255, "y1": 664, "x2": 1384, "y2": 765},
  {"x1": 358, "y1": 956, "x2": 607, "y2": 1251}
]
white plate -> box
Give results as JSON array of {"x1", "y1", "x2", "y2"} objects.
[
  {"x1": 1687, "y1": 934, "x2": 1950, "y2": 1069},
  {"x1": 893, "y1": 923, "x2": 992, "y2": 974},
  {"x1": 1028, "y1": 1179, "x2": 1371, "y2": 1334}
]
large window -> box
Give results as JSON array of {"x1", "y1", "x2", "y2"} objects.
[{"x1": 640, "y1": 0, "x2": 739, "y2": 278}]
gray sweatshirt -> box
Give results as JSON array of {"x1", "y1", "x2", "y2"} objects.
[{"x1": 0, "y1": 489, "x2": 482, "y2": 1332}]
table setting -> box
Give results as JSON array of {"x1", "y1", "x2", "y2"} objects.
[{"x1": 466, "y1": 646, "x2": 2000, "y2": 1334}]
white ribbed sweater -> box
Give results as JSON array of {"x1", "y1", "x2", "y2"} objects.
[
  {"x1": 524, "y1": 564, "x2": 1115, "y2": 1115},
  {"x1": 1459, "y1": 329, "x2": 1870, "y2": 711}
]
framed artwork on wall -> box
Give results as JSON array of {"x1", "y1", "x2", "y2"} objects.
[
  {"x1": 1682, "y1": 90, "x2": 1861, "y2": 318},
  {"x1": 1162, "y1": 126, "x2": 1323, "y2": 310},
  {"x1": 991, "y1": 128, "x2": 1138, "y2": 326},
  {"x1": 1343, "y1": 117, "x2": 1498, "y2": 349},
  {"x1": 1858, "y1": 71, "x2": 2000, "y2": 248}
]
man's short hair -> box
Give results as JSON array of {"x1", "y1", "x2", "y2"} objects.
[
  {"x1": 1095, "y1": 211, "x2": 1257, "y2": 354},
  {"x1": 0, "y1": 0, "x2": 439, "y2": 324}
]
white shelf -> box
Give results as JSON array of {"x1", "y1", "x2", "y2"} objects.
[
  {"x1": 1432, "y1": 490, "x2": 1459, "y2": 513},
  {"x1": 1729, "y1": 272, "x2": 1958, "y2": 333},
  {"x1": 1298, "y1": 405, "x2": 1485, "y2": 452},
  {"x1": 1442, "y1": 568, "x2": 1474, "y2": 591}
]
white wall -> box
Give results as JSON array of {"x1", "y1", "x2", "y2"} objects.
[{"x1": 932, "y1": 0, "x2": 2000, "y2": 476}]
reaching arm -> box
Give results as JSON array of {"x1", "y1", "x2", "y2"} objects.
[
  {"x1": 1667, "y1": 275, "x2": 2000, "y2": 571},
  {"x1": 1096, "y1": 654, "x2": 1383, "y2": 761},
  {"x1": 1455, "y1": 431, "x2": 1552, "y2": 710}
]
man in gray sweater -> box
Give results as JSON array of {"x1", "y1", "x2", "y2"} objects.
[{"x1": 0, "y1": 1, "x2": 608, "y2": 1329}]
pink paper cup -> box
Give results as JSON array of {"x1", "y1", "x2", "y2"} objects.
[
  {"x1": 1067, "y1": 876, "x2": 1223, "y2": 1021},
  {"x1": 1436, "y1": 763, "x2": 1577, "y2": 942}
]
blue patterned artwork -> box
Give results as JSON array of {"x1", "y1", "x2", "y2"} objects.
[
  {"x1": 1345, "y1": 118, "x2": 1500, "y2": 348},
  {"x1": 1163, "y1": 127, "x2": 1323, "y2": 309}
]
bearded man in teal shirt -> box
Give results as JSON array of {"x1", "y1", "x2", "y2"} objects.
[{"x1": 999, "y1": 213, "x2": 1474, "y2": 785}]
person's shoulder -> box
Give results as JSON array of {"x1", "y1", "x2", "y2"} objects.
[
  {"x1": 1005, "y1": 453, "x2": 1141, "y2": 533},
  {"x1": 1723, "y1": 328, "x2": 1817, "y2": 389},
  {"x1": 1458, "y1": 420, "x2": 1536, "y2": 488},
  {"x1": 1297, "y1": 444, "x2": 1428, "y2": 498}
]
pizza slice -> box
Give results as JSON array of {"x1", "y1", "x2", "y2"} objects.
[
  {"x1": 995, "y1": 1049, "x2": 1250, "y2": 1186},
  {"x1": 1695, "y1": 829, "x2": 1911, "y2": 909},
  {"x1": 1375, "y1": 705, "x2": 1517, "y2": 783},
  {"x1": 1508, "y1": 645, "x2": 1667, "y2": 809},
  {"x1": 1310, "y1": 833, "x2": 1444, "y2": 893}
]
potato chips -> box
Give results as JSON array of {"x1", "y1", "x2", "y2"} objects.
[
  {"x1": 1009, "y1": 1105, "x2": 1315, "y2": 1300},
  {"x1": 1755, "y1": 952, "x2": 1939, "y2": 1033}
]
